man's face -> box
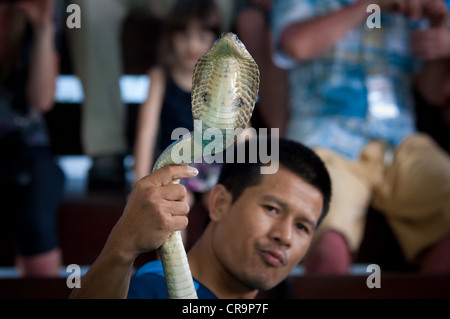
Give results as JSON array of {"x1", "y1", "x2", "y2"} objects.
[{"x1": 211, "y1": 166, "x2": 324, "y2": 291}]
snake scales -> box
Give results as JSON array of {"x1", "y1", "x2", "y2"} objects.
[{"x1": 152, "y1": 32, "x2": 259, "y2": 299}]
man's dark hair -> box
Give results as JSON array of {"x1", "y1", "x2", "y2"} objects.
[{"x1": 218, "y1": 136, "x2": 332, "y2": 228}]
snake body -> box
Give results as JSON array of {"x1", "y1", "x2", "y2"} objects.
[{"x1": 152, "y1": 32, "x2": 259, "y2": 299}]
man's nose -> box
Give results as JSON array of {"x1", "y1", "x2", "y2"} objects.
[{"x1": 269, "y1": 217, "x2": 292, "y2": 247}]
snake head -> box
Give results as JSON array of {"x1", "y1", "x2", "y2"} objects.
[
  {"x1": 191, "y1": 32, "x2": 260, "y2": 138},
  {"x1": 213, "y1": 32, "x2": 251, "y2": 59}
]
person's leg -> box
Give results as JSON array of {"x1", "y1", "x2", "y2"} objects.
[
  {"x1": 16, "y1": 148, "x2": 65, "y2": 277},
  {"x1": 67, "y1": 0, "x2": 129, "y2": 188},
  {"x1": 15, "y1": 248, "x2": 62, "y2": 277},
  {"x1": 420, "y1": 231, "x2": 450, "y2": 273},
  {"x1": 302, "y1": 142, "x2": 385, "y2": 274},
  {"x1": 302, "y1": 230, "x2": 351, "y2": 273},
  {"x1": 373, "y1": 134, "x2": 450, "y2": 264}
]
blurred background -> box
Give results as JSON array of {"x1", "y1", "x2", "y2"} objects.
[{"x1": 0, "y1": 0, "x2": 449, "y2": 299}]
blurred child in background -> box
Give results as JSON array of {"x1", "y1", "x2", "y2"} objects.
[{"x1": 133, "y1": 0, "x2": 223, "y2": 210}]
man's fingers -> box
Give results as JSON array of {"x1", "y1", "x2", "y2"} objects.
[
  {"x1": 147, "y1": 165, "x2": 199, "y2": 186},
  {"x1": 171, "y1": 215, "x2": 189, "y2": 232},
  {"x1": 162, "y1": 201, "x2": 190, "y2": 233},
  {"x1": 166, "y1": 199, "x2": 190, "y2": 217},
  {"x1": 160, "y1": 183, "x2": 188, "y2": 202},
  {"x1": 423, "y1": 0, "x2": 448, "y2": 27}
]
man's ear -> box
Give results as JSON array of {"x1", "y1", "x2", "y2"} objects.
[{"x1": 208, "y1": 184, "x2": 233, "y2": 222}]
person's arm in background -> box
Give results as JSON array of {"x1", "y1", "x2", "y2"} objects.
[
  {"x1": 133, "y1": 67, "x2": 166, "y2": 184},
  {"x1": 69, "y1": 165, "x2": 198, "y2": 299},
  {"x1": 280, "y1": 0, "x2": 425, "y2": 61},
  {"x1": 280, "y1": 0, "x2": 369, "y2": 61},
  {"x1": 17, "y1": 0, "x2": 58, "y2": 113}
]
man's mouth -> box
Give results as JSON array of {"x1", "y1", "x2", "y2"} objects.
[{"x1": 260, "y1": 249, "x2": 287, "y2": 267}]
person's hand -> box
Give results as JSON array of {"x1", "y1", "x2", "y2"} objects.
[
  {"x1": 410, "y1": 0, "x2": 449, "y2": 60},
  {"x1": 371, "y1": 0, "x2": 448, "y2": 23},
  {"x1": 107, "y1": 165, "x2": 199, "y2": 263},
  {"x1": 15, "y1": 0, "x2": 54, "y2": 31},
  {"x1": 369, "y1": 0, "x2": 422, "y2": 20},
  {"x1": 411, "y1": 27, "x2": 450, "y2": 60},
  {"x1": 421, "y1": 0, "x2": 448, "y2": 27}
]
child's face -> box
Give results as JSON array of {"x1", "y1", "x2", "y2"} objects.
[{"x1": 172, "y1": 19, "x2": 217, "y2": 72}]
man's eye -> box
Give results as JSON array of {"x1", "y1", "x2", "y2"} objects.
[{"x1": 264, "y1": 205, "x2": 278, "y2": 213}]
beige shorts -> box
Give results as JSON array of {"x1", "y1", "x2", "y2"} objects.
[{"x1": 314, "y1": 134, "x2": 450, "y2": 263}]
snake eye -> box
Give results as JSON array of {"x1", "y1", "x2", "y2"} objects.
[{"x1": 237, "y1": 97, "x2": 243, "y2": 108}]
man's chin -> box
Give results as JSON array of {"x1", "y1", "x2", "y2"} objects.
[{"x1": 241, "y1": 271, "x2": 283, "y2": 292}]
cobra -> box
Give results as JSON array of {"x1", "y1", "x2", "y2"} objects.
[{"x1": 151, "y1": 32, "x2": 260, "y2": 299}]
